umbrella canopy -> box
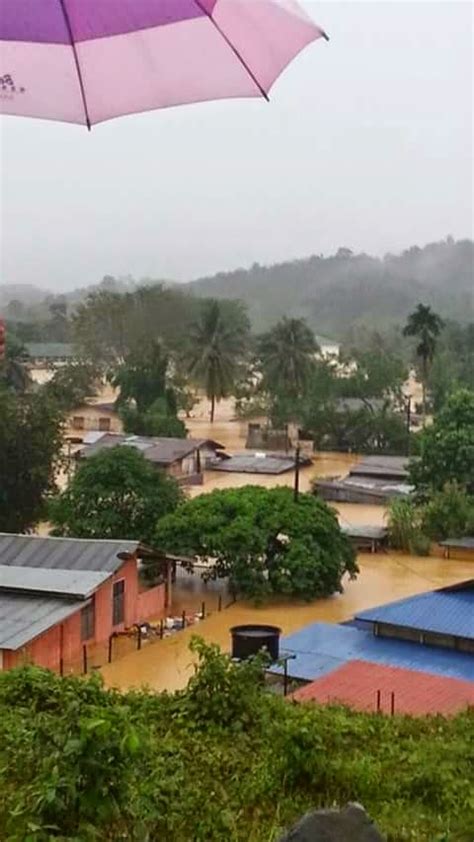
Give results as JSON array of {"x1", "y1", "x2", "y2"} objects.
[{"x1": 0, "y1": 0, "x2": 327, "y2": 128}]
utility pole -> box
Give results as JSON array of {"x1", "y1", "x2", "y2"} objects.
[
  {"x1": 406, "y1": 397, "x2": 411, "y2": 456},
  {"x1": 293, "y1": 443, "x2": 301, "y2": 503}
]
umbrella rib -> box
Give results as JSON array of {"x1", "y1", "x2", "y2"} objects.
[
  {"x1": 193, "y1": 0, "x2": 269, "y2": 101},
  {"x1": 57, "y1": 0, "x2": 92, "y2": 130}
]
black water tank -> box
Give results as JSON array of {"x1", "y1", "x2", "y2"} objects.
[{"x1": 230, "y1": 624, "x2": 281, "y2": 662}]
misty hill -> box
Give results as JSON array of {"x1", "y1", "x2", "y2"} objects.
[{"x1": 186, "y1": 239, "x2": 473, "y2": 336}]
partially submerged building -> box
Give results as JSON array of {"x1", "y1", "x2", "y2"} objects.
[
  {"x1": 269, "y1": 580, "x2": 474, "y2": 715},
  {"x1": 0, "y1": 534, "x2": 167, "y2": 672},
  {"x1": 79, "y1": 433, "x2": 225, "y2": 485},
  {"x1": 314, "y1": 455, "x2": 412, "y2": 504}
]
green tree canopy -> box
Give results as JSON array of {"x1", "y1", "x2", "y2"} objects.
[
  {"x1": 0, "y1": 389, "x2": 64, "y2": 532},
  {"x1": 49, "y1": 446, "x2": 182, "y2": 546},
  {"x1": 44, "y1": 359, "x2": 102, "y2": 410},
  {"x1": 154, "y1": 486, "x2": 357, "y2": 601},
  {"x1": 187, "y1": 300, "x2": 249, "y2": 421},
  {"x1": 258, "y1": 317, "x2": 317, "y2": 400},
  {"x1": 409, "y1": 389, "x2": 474, "y2": 495}
]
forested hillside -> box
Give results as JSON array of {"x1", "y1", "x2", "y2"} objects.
[{"x1": 187, "y1": 239, "x2": 473, "y2": 335}]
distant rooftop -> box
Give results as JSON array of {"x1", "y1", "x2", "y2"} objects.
[
  {"x1": 81, "y1": 434, "x2": 224, "y2": 465},
  {"x1": 209, "y1": 451, "x2": 311, "y2": 475},
  {"x1": 25, "y1": 342, "x2": 74, "y2": 359}
]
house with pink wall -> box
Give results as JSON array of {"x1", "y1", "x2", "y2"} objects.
[{"x1": 0, "y1": 534, "x2": 167, "y2": 672}]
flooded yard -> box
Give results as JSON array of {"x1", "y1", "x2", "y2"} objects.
[{"x1": 101, "y1": 550, "x2": 473, "y2": 693}]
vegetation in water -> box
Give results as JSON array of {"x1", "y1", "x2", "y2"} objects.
[
  {"x1": 409, "y1": 389, "x2": 474, "y2": 496},
  {"x1": 0, "y1": 641, "x2": 472, "y2": 842},
  {"x1": 48, "y1": 446, "x2": 182, "y2": 546},
  {"x1": 153, "y1": 486, "x2": 357, "y2": 601}
]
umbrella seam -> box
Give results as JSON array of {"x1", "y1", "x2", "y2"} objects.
[
  {"x1": 57, "y1": 0, "x2": 91, "y2": 129},
  {"x1": 192, "y1": 0, "x2": 269, "y2": 101}
]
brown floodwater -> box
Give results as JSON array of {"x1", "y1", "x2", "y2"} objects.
[
  {"x1": 101, "y1": 400, "x2": 473, "y2": 693},
  {"x1": 101, "y1": 548, "x2": 474, "y2": 693}
]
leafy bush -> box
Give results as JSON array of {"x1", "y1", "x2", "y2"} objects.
[
  {"x1": 408, "y1": 531, "x2": 431, "y2": 556},
  {"x1": 0, "y1": 643, "x2": 473, "y2": 842},
  {"x1": 421, "y1": 483, "x2": 474, "y2": 542},
  {"x1": 387, "y1": 497, "x2": 421, "y2": 550}
]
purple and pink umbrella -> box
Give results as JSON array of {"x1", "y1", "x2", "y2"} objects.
[{"x1": 0, "y1": 0, "x2": 327, "y2": 128}]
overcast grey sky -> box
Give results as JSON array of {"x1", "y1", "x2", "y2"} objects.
[{"x1": 0, "y1": 1, "x2": 472, "y2": 292}]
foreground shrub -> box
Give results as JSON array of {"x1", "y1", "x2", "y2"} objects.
[{"x1": 0, "y1": 641, "x2": 472, "y2": 841}]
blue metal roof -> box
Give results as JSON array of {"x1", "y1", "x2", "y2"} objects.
[
  {"x1": 269, "y1": 623, "x2": 474, "y2": 683},
  {"x1": 355, "y1": 584, "x2": 474, "y2": 640}
]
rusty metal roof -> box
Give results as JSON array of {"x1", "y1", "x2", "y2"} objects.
[{"x1": 291, "y1": 660, "x2": 474, "y2": 716}]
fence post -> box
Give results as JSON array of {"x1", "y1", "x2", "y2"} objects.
[
  {"x1": 82, "y1": 644, "x2": 88, "y2": 675},
  {"x1": 137, "y1": 625, "x2": 142, "y2": 650},
  {"x1": 108, "y1": 634, "x2": 113, "y2": 663},
  {"x1": 391, "y1": 691, "x2": 395, "y2": 716},
  {"x1": 182, "y1": 610, "x2": 186, "y2": 630},
  {"x1": 160, "y1": 619, "x2": 164, "y2": 639},
  {"x1": 376, "y1": 689, "x2": 381, "y2": 713},
  {"x1": 283, "y1": 658, "x2": 289, "y2": 697},
  {"x1": 59, "y1": 658, "x2": 64, "y2": 677},
  {"x1": 201, "y1": 601, "x2": 206, "y2": 620},
  {"x1": 218, "y1": 594, "x2": 222, "y2": 612}
]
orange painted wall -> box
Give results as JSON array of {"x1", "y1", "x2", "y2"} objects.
[{"x1": 2, "y1": 557, "x2": 166, "y2": 671}]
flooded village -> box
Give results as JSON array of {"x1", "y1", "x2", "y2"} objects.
[{"x1": 1, "y1": 0, "x2": 472, "y2": 836}]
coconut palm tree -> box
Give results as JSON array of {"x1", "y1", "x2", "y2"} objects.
[
  {"x1": 187, "y1": 300, "x2": 247, "y2": 422},
  {"x1": 403, "y1": 304, "x2": 444, "y2": 424},
  {"x1": 258, "y1": 317, "x2": 318, "y2": 399}
]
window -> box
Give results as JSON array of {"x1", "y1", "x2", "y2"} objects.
[
  {"x1": 99, "y1": 417, "x2": 111, "y2": 432},
  {"x1": 72, "y1": 416, "x2": 85, "y2": 430},
  {"x1": 112, "y1": 580, "x2": 125, "y2": 626},
  {"x1": 81, "y1": 599, "x2": 95, "y2": 641}
]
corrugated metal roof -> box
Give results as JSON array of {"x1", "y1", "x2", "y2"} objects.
[
  {"x1": 0, "y1": 565, "x2": 110, "y2": 600},
  {"x1": 349, "y1": 456, "x2": 409, "y2": 479},
  {"x1": 268, "y1": 623, "x2": 474, "y2": 682},
  {"x1": 0, "y1": 592, "x2": 84, "y2": 650},
  {"x1": 81, "y1": 435, "x2": 224, "y2": 465},
  {"x1": 440, "y1": 537, "x2": 474, "y2": 550},
  {"x1": 25, "y1": 342, "x2": 74, "y2": 359},
  {"x1": 341, "y1": 525, "x2": 387, "y2": 540},
  {"x1": 0, "y1": 534, "x2": 139, "y2": 573},
  {"x1": 291, "y1": 660, "x2": 474, "y2": 716},
  {"x1": 355, "y1": 584, "x2": 474, "y2": 640},
  {"x1": 210, "y1": 452, "x2": 310, "y2": 475}
]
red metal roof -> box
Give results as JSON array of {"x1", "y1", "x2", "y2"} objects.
[{"x1": 291, "y1": 660, "x2": 474, "y2": 716}]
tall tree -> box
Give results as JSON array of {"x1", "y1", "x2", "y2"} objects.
[
  {"x1": 187, "y1": 300, "x2": 248, "y2": 422},
  {"x1": 409, "y1": 389, "x2": 474, "y2": 496},
  {"x1": 154, "y1": 486, "x2": 357, "y2": 601},
  {"x1": 112, "y1": 340, "x2": 172, "y2": 414},
  {"x1": 0, "y1": 389, "x2": 64, "y2": 532},
  {"x1": 0, "y1": 332, "x2": 31, "y2": 393},
  {"x1": 403, "y1": 304, "x2": 444, "y2": 423},
  {"x1": 44, "y1": 359, "x2": 102, "y2": 410},
  {"x1": 258, "y1": 317, "x2": 317, "y2": 400},
  {"x1": 49, "y1": 446, "x2": 182, "y2": 546}
]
